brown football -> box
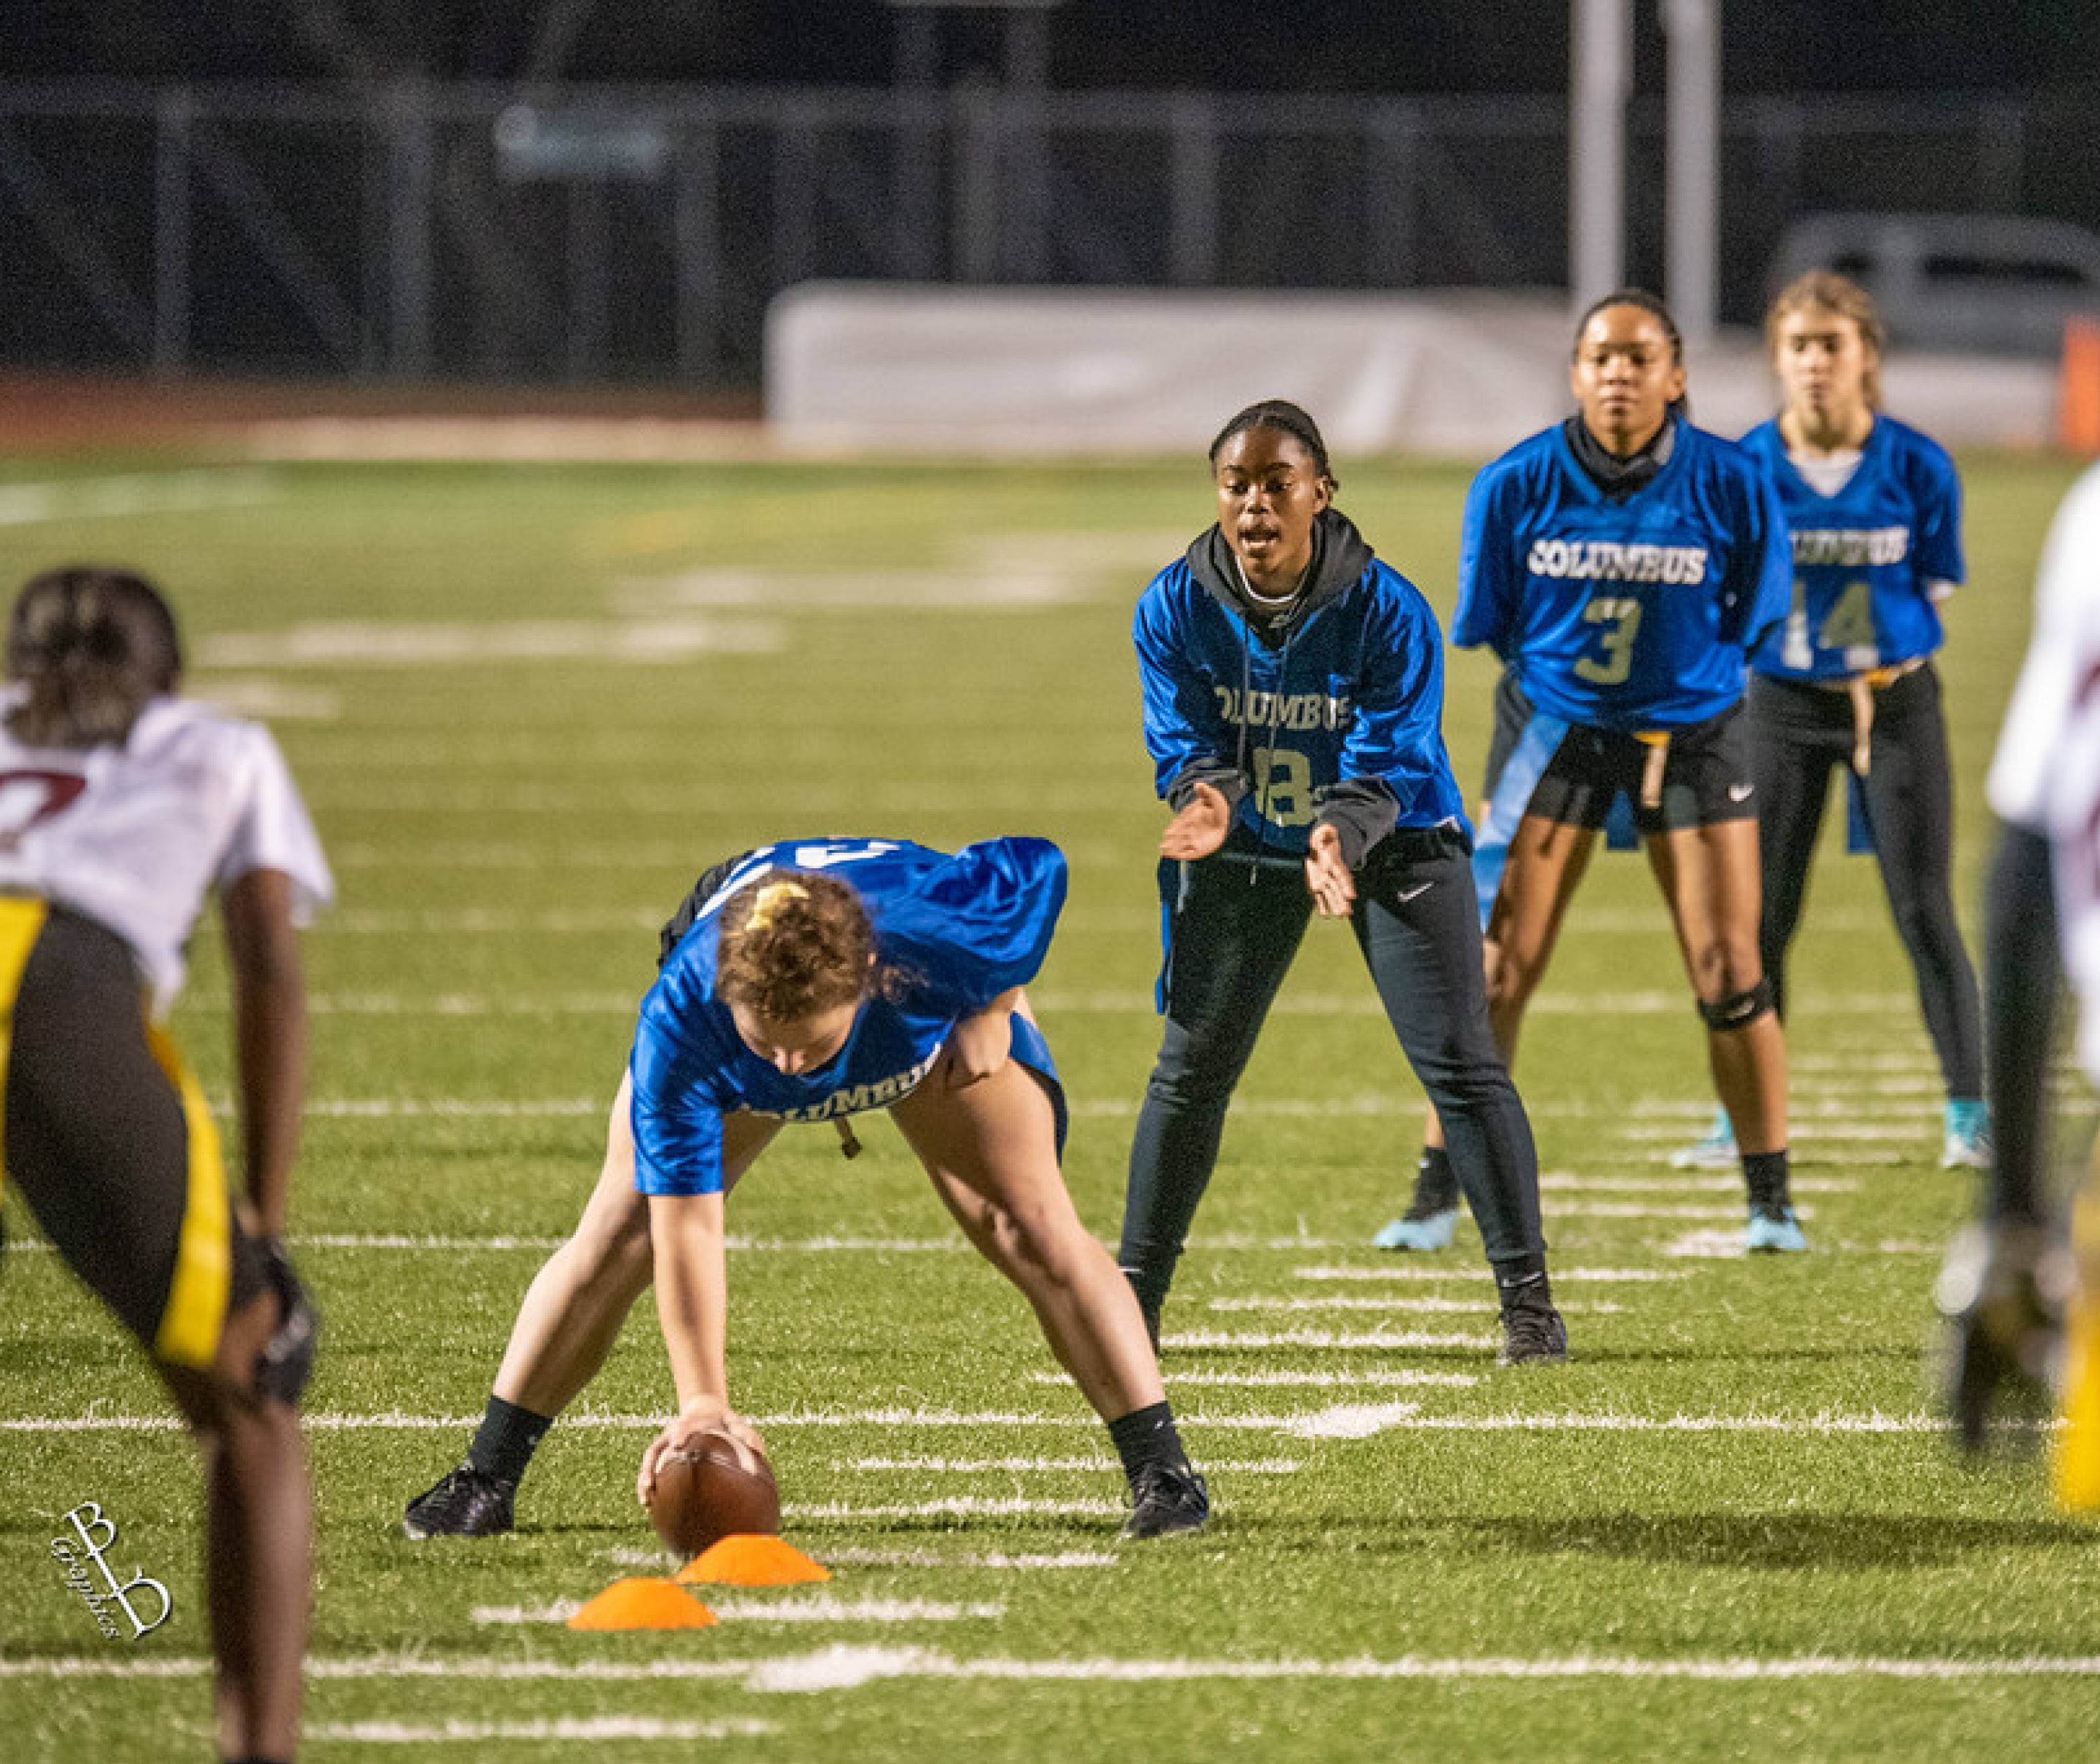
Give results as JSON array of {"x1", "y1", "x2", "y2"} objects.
[{"x1": 645, "y1": 1428, "x2": 782, "y2": 1559}]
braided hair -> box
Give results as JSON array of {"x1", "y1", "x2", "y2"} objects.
[
  {"x1": 5, "y1": 566, "x2": 183, "y2": 749},
  {"x1": 1207, "y1": 400, "x2": 1339, "y2": 491}
]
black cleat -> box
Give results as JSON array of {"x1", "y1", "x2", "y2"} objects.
[
  {"x1": 1935, "y1": 1222, "x2": 2066, "y2": 1456},
  {"x1": 1497, "y1": 1279, "x2": 1570, "y2": 1366},
  {"x1": 1120, "y1": 1462, "x2": 1210, "y2": 1540},
  {"x1": 403, "y1": 1464, "x2": 517, "y2": 1539}
]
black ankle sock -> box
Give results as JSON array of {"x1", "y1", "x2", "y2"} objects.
[
  {"x1": 1415, "y1": 1145, "x2": 1458, "y2": 1210},
  {"x1": 1742, "y1": 1149, "x2": 1791, "y2": 1211},
  {"x1": 1495, "y1": 1256, "x2": 1549, "y2": 1300},
  {"x1": 1107, "y1": 1401, "x2": 1189, "y2": 1482},
  {"x1": 466, "y1": 1395, "x2": 554, "y2": 1484}
]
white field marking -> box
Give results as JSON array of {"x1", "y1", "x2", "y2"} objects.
[
  {"x1": 1554, "y1": 1202, "x2": 1788, "y2": 1222},
  {"x1": 845, "y1": 1456, "x2": 1301, "y2": 1475},
  {"x1": 470, "y1": 1595, "x2": 1007, "y2": 1626},
  {"x1": 634, "y1": 566, "x2": 1099, "y2": 613},
  {"x1": 1294, "y1": 1265, "x2": 1682, "y2": 1284},
  {"x1": 1539, "y1": 1173, "x2": 1857, "y2": 1195},
  {"x1": 323, "y1": 839, "x2": 1138, "y2": 872},
  {"x1": 195, "y1": 616, "x2": 784, "y2": 669},
  {"x1": 193, "y1": 677, "x2": 342, "y2": 720},
  {"x1": 32, "y1": 1647, "x2": 2100, "y2": 1691},
  {"x1": 1284, "y1": 1402, "x2": 1422, "y2": 1439},
  {"x1": 326, "y1": 907, "x2": 661, "y2": 934},
  {"x1": 306, "y1": 1718, "x2": 775, "y2": 1744},
  {"x1": 1664, "y1": 1229, "x2": 1764, "y2": 1259},
  {"x1": 1204, "y1": 1296, "x2": 1622, "y2": 1316},
  {"x1": 1165, "y1": 1327, "x2": 1498, "y2": 1351},
  {"x1": 816, "y1": 1548, "x2": 1115, "y2": 1570},
  {"x1": 1031, "y1": 1368, "x2": 1481, "y2": 1390},
  {"x1": 3, "y1": 1232, "x2": 973, "y2": 1257},
  {"x1": 788, "y1": 1497, "x2": 1125, "y2": 1521},
  {"x1": 0, "y1": 468, "x2": 279, "y2": 526}
]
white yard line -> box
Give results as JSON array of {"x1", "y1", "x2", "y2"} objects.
[
  {"x1": 11, "y1": 1648, "x2": 2100, "y2": 1689},
  {"x1": 304, "y1": 1717, "x2": 775, "y2": 1742},
  {"x1": 1206, "y1": 1296, "x2": 1623, "y2": 1315}
]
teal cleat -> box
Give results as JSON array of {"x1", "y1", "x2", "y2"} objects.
[
  {"x1": 1745, "y1": 1203, "x2": 1809, "y2": 1254},
  {"x1": 1671, "y1": 1106, "x2": 1738, "y2": 1171},
  {"x1": 1943, "y1": 1099, "x2": 1994, "y2": 1171},
  {"x1": 1374, "y1": 1206, "x2": 1459, "y2": 1251}
]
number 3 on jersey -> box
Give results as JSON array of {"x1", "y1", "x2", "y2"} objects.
[
  {"x1": 1573, "y1": 596, "x2": 1643, "y2": 686},
  {"x1": 1251, "y1": 745, "x2": 1315, "y2": 828}
]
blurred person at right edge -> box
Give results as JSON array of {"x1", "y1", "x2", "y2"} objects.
[
  {"x1": 1374, "y1": 289, "x2": 1800, "y2": 1256},
  {"x1": 1673, "y1": 271, "x2": 1988, "y2": 1176},
  {"x1": 1939, "y1": 457, "x2": 2100, "y2": 1506}
]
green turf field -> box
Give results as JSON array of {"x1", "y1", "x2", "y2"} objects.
[{"x1": 3, "y1": 445, "x2": 2098, "y2": 1761}]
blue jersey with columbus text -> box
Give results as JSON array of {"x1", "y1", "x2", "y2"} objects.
[
  {"x1": 630, "y1": 835, "x2": 1066, "y2": 1197},
  {"x1": 1134, "y1": 544, "x2": 1469, "y2": 853},
  {"x1": 1454, "y1": 420, "x2": 1792, "y2": 732},
  {"x1": 1738, "y1": 415, "x2": 1964, "y2": 682}
]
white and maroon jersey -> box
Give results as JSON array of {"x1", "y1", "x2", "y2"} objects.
[
  {"x1": 1988, "y1": 460, "x2": 2100, "y2": 1082},
  {"x1": 0, "y1": 691, "x2": 333, "y2": 1015}
]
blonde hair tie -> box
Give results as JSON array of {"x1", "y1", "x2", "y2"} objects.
[{"x1": 745, "y1": 879, "x2": 809, "y2": 933}]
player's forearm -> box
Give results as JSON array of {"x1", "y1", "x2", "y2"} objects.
[
  {"x1": 648, "y1": 1191, "x2": 731, "y2": 1409},
  {"x1": 222, "y1": 869, "x2": 308, "y2": 1237}
]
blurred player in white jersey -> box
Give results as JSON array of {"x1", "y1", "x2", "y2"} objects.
[
  {"x1": 1942, "y1": 461, "x2": 2100, "y2": 1506},
  {"x1": 0, "y1": 566, "x2": 332, "y2": 1762}
]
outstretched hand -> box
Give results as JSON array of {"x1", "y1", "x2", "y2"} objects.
[
  {"x1": 1161, "y1": 781, "x2": 1233, "y2": 862},
  {"x1": 1304, "y1": 823, "x2": 1356, "y2": 918}
]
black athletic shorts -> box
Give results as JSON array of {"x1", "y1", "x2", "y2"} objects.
[
  {"x1": 1486, "y1": 673, "x2": 1757, "y2": 835},
  {"x1": 659, "y1": 850, "x2": 757, "y2": 968},
  {"x1": 0, "y1": 899, "x2": 267, "y2": 1372}
]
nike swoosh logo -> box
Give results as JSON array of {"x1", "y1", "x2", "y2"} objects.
[
  {"x1": 1393, "y1": 882, "x2": 1435, "y2": 902},
  {"x1": 1728, "y1": 783, "x2": 1753, "y2": 802}
]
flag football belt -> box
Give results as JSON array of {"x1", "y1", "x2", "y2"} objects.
[{"x1": 1808, "y1": 656, "x2": 1927, "y2": 776}]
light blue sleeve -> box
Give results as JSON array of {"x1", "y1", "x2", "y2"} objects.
[
  {"x1": 1720, "y1": 455, "x2": 1794, "y2": 653},
  {"x1": 628, "y1": 1010, "x2": 728, "y2": 1197}
]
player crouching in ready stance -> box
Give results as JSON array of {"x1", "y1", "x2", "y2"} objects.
[{"x1": 405, "y1": 836, "x2": 1208, "y2": 1543}]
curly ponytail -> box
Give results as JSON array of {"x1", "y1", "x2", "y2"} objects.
[{"x1": 6, "y1": 566, "x2": 183, "y2": 749}]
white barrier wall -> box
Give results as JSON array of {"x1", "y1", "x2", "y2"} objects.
[{"x1": 765, "y1": 283, "x2": 2060, "y2": 456}]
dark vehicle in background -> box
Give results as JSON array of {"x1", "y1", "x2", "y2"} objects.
[{"x1": 1769, "y1": 212, "x2": 2100, "y2": 358}]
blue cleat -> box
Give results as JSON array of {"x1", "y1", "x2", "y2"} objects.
[
  {"x1": 1375, "y1": 1207, "x2": 1459, "y2": 1251},
  {"x1": 1745, "y1": 1203, "x2": 1809, "y2": 1254},
  {"x1": 1671, "y1": 1106, "x2": 1738, "y2": 1170},
  {"x1": 1943, "y1": 1099, "x2": 1994, "y2": 1171}
]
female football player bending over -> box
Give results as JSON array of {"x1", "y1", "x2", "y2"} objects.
[{"x1": 404, "y1": 836, "x2": 1208, "y2": 1543}]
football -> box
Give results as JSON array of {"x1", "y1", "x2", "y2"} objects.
[{"x1": 645, "y1": 1428, "x2": 781, "y2": 1559}]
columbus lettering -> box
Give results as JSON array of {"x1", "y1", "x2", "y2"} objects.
[
  {"x1": 1211, "y1": 686, "x2": 1353, "y2": 730},
  {"x1": 1789, "y1": 526, "x2": 1910, "y2": 568},
  {"x1": 763, "y1": 1050, "x2": 939, "y2": 1122},
  {"x1": 1525, "y1": 538, "x2": 1710, "y2": 585}
]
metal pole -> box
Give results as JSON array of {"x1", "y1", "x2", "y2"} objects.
[
  {"x1": 1570, "y1": 0, "x2": 1630, "y2": 320},
  {"x1": 1663, "y1": 0, "x2": 1720, "y2": 346}
]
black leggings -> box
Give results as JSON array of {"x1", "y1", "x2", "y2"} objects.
[
  {"x1": 1748, "y1": 665, "x2": 1982, "y2": 1099},
  {"x1": 1119, "y1": 827, "x2": 1544, "y2": 1312}
]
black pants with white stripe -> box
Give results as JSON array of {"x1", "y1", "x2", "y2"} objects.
[{"x1": 1119, "y1": 825, "x2": 1546, "y2": 1317}]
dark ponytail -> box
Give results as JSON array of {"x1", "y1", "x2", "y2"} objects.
[{"x1": 5, "y1": 566, "x2": 183, "y2": 748}]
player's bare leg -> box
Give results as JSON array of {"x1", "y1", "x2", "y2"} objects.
[
  {"x1": 893, "y1": 1051, "x2": 1206, "y2": 1537},
  {"x1": 493, "y1": 1074, "x2": 657, "y2": 1417},
  {"x1": 161, "y1": 1283, "x2": 311, "y2": 1764}
]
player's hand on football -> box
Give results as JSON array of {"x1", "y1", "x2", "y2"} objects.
[
  {"x1": 1161, "y1": 782, "x2": 1232, "y2": 861},
  {"x1": 637, "y1": 1399, "x2": 766, "y2": 1507},
  {"x1": 1304, "y1": 823, "x2": 1355, "y2": 918}
]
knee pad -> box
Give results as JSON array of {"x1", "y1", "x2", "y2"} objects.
[
  {"x1": 1698, "y1": 977, "x2": 1775, "y2": 1033},
  {"x1": 254, "y1": 1241, "x2": 319, "y2": 1406}
]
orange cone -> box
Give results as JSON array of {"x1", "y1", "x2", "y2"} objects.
[
  {"x1": 675, "y1": 1534, "x2": 831, "y2": 1586},
  {"x1": 2059, "y1": 317, "x2": 2100, "y2": 454},
  {"x1": 565, "y1": 1577, "x2": 719, "y2": 1630}
]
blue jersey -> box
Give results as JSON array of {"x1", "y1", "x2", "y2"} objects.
[
  {"x1": 1454, "y1": 419, "x2": 1792, "y2": 732},
  {"x1": 1134, "y1": 511, "x2": 1470, "y2": 856},
  {"x1": 1739, "y1": 415, "x2": 1964, "y2": 681},
  {"x1": 630, "y1": 835, "x2": 1066, "y2": 1197}
]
